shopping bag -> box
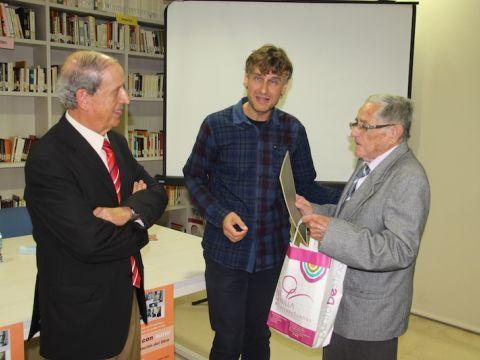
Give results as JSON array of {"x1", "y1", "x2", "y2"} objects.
[{"x1": 267, "y1": 221, "x2": 347, "y2": 348}]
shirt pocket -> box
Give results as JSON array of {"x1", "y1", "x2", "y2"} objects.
[
  {"x1": 216, "y1": 132, "x2": 257, "y2": 179},
  {"x1": 271, "y1": 144, "x2": 288, "y2": 176}
]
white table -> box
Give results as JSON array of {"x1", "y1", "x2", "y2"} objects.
[{"x1": 0, "y1": 225, "x2": 206, "y2": 340}]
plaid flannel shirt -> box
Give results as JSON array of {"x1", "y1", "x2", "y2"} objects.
[{"x1": 183, "y1": 98, "x2": 339, "y2": 272}]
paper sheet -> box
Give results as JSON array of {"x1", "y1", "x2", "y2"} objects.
[{"x1": 279, "y1": 152, "x2": 308, "y2": 245}]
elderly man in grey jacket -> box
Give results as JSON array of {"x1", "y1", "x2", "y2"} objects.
[{"x1": 296, "y1": 94, "x2": 430, "y2": 360}]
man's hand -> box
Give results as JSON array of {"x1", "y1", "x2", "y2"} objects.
[
  {"x1": 302, "y1": 214, "x2": 331, "y2": 241},
  {"x1": 133, "y1": 180, "x2": 147, "y2": 194},
  {"x1": 93, "y1": 206, "x2": 132, "y2": 226},
  {"x1": 295, "y1": 194, "x2": 314, "y2": 216},
  {"x1": 223, "y1": 212, "x2": 248, "y2": 243}
]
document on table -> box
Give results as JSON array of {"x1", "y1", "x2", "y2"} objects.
[{"x1": 279, "y1": 151, "x2": 308, "y2": 245}]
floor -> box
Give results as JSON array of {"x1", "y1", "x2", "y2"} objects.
[
  {"x1": 24, "y1": 290, "x2": 480, "y2": 359},
  {"x1": 174, "y1": 291, "x2": 480, "y2": 360}
]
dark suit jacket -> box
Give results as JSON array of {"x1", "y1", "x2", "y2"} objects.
[{"x1": 25, "y1": 115, "x2": 167, "y2": 360}]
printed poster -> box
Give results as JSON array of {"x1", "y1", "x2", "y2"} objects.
[
  {"x1": 0, "y1": 322, "x2": 24, "y2": 360},
  {"x1": 141, "y1": 284, "x2": 174, "y2": 360}
]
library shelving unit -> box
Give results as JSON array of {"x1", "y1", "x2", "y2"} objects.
[
  {"x1": 0, "y1": 0, "x2": 165, "y2": 200},
  {"x1": 157, "y1": 186, "x2": 205, "y2": 238}
]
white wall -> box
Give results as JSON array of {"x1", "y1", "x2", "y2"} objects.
[
  {"x1": 165, "y1": 1, "x2": 413, "y2": 180},
  {"x1": 408, "y1": 0, "x2": 480, "y2": 332}
]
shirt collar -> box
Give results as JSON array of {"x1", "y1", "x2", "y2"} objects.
[
  {"x1": 232, "y1": 97, "x2": 280, "y2": 126},
  {"x1": 65, "y1": 111, "x2": 108, "y2": 154},
  {"x1": 365, "y1": 144, "x2": 399, "y2": 171}
]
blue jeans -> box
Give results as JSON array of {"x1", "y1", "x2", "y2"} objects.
[{"x1": 205, "y1": 257, "x2": 282, "y2": 360}]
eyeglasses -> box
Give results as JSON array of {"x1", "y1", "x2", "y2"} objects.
[{"x1": 349, "y1": 120, "x2": 397, "y2": 131}]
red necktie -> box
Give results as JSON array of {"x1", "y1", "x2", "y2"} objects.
[{"x1": 103, "y1": 139, "x2": 141, "y2": 288}]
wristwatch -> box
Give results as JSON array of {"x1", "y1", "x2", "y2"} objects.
[{"x1": 130, "y1": 208, "x2": 141, "y2": 222}]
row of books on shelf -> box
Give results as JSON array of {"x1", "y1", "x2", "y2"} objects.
[
  {"x1": 50, "y1": 10, "x2": 164, "y2": 54},
  {"x1": 0, "y1": 131, "x2": 163, "y2": 165},
  {"x1": 169, "y1": 222, "x2": 185, "y2": 232},
  {"x1": 50, "y1": 0, "x2": 122, "y2": 13},
  {"x1": 0, "y1": 136, "x2": 38, "y2": 163},
  {"x1": 0, "y1": 3, "x2": 36, "y2": 40},
  {"x1": 1, "y1": 61, "x2": 165, "y2": 96},
  {"x1": 50, "y1": 11, "x2": 124, "y2": 49},
  {"x1": 169, "y1": 213, "x2": 205, "y2": 237},
  {"x1": 50, "y1": 1, "x2": 96, "y2": 10},
  {"x1": 50, "y1": 0, "x2": 165, "y2": 21},
  {"x1": 128, "y1": 129, "x2": 164, "y2": 159},
  {"x1": 0, "y1": 61, "x2": 46, "y2": 93},
  {"x1": 129, "y1": 25, "x2": 164, "y2": 54},
  {"x1": 169, "y1": 219, "x2": 204, "y2": 237},
  {"x1": 0, "y1": 194, "x2": 25, "y2": 209},
  {"x1": 128, "y1": 72, "x2": 163, "y2": 98},
  {"x1": 165, "y1": 185, "x2": 180, "y2": 207}
]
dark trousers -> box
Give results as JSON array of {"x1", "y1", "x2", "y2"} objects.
[
  {"x1": 323, "y1": 332, "x2": 398, "y2": 360},
  {"x1": 205, "y1": 258, "x2": 282, "y2": 360}
]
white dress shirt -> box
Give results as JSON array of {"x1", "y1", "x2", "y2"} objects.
[
  {"x1": 65, "y1": 111, "x2": 110, "y2": 169},
  {"x1": 356, "y1": 144, "x2": 399, "y2": 190}
]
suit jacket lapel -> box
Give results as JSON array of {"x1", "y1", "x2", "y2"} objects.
[
  {"x1": 337, "y1": 142, "x2": 410, "y2": 220},
  {"x1": 334, "y1": 160, "x2": 363, "y2": 217},
  {"x1": 54, "y1": 116, "x2": 119, "y2": 203}
]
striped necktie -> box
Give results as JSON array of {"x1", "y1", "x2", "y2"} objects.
[
  {"x1": 103, "y1": 139, "x2": 141, "y2": 288},
  {"x1": 344, "y1": 163, "x2": 371, "y2": 202}
]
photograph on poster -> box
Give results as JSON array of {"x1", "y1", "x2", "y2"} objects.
[
  {"x1": 145, "y1": 289, "x2": 165, "y2": 322},
  {"x1": 0, "y1": 330, "x2": 8, "y2": 346},
  {"x1": 0, "y1": 329, "x2": 10, "y2": 360}
]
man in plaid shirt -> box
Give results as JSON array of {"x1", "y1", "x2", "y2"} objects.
[{"x1": 183, "y1": 44, "x2": 340, "y2": 360}]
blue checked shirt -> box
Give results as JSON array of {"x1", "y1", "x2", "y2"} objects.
[{"x1": 183, "y1": 98, "x2": 339, "y2": 272}]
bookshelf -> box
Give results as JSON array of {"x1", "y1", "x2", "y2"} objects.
[
  {"x1": 156, "y1": 186, "x2": 204, "y2": 238},
  {"x1": 0, "y1": 0, "x2": 166, "y2": 205}
]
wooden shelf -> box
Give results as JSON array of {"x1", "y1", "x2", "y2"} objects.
[
  {"x1": 127, "y1": 51, "x2": 164, "y2": 59},
  {"x1": 135, "y1": 156, "x2": 163, "y2": 162},
  {"x1": 48, "y1": 3, "x2": 118, "y2": 20},
  {"x1": 49, "y1": 41, "x2": 125, "y2": 54},
  {"x1": 0, "y1": 162, "x2": 26, "y2": 169},
  {"x1": 166, "y1": 205, "x2": 188, "y2": 211},
  {"x1": 129, "y1": 97, "x2": 164, "y2": 102},
  {"x1": 12, "y1": 38, "x2": 47, "y2": 47},
  {"x1": 0, "y1": 91, "x2": 47, "y2": 97}
]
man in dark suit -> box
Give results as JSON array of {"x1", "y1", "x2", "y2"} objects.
[
  {"x1": 297, "y1": 94, "x2": 430, "y2": 360},
  {"x1": 25, "y1": 50, "x2": 167, "y2": 360}
]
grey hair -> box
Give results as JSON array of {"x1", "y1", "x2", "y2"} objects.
[
  {"x1": 366, "y1": 94, "x2": 413, "y2": 139},
  {"x1": 57, "y1": 51, "x2": 119, "y2": 109}
]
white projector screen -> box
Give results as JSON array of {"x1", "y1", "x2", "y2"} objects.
[{"x1": 165, "y1": 1, "x2": 415, "y2": 181}]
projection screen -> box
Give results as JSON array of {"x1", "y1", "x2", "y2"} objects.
[{"x1": 164, "y1": 1, "x2": 415, "y2": 181}]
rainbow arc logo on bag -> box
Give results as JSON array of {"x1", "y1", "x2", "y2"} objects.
[{"x1": 300, "y1": 261, "x2": 328, "y2": 283}]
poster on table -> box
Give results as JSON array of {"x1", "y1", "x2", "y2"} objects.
[
  {"x1": 141, "y1": 284, "x2": 174, "y2": 360},
  {"x1": 0, "y1": 322, "x2": 24, "y2": 360}
]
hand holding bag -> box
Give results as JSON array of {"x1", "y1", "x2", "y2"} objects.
[{"x1": 267, "y1": 220, "x2": 347, "y2": 348}]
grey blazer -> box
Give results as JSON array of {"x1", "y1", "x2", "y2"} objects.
[{"x1": 315, "y1": 141, "x2": 430, "y2": 341}]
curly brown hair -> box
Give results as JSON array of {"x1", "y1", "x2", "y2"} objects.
[{"x1": 245, "y1": 44, "x2": 293, "y2": 80}]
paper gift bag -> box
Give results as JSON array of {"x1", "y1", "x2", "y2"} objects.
[{"x1": 267, "y1": 224, "x2": 347, "y2": 348}]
